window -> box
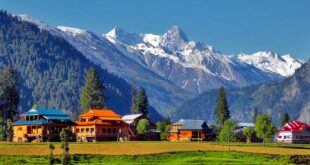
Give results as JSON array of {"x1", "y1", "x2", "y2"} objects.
[
  {"x1": 102, "y1": 128, "x2": 106, "y2": 133},
  {"x1": 91, "y1": 128, "x2": 94, "y2": 133},
  {"x1": 76, "y1": 129, "x2": 80, "y2": 133},
  {"x1": 86, "y1": 128, "x2": 89, "y2": 132},
  {"x1": 107, "y1": 128, "x2": 111, "y2": 133},
  {"x1": 81, "y1": 128, "x2": 84, "y2": 132},
  {"x1": 18, "y1": 127, "x2": 22, "y2": 131},
  {"x1": 113, "y1": 128, "x2": 117, "y2": 133}
]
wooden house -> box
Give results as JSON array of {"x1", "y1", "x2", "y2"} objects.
[
  {"x1": 167, "y1": 119, "x2": 211, "y2": 141},
  {"x1": 12, "y1": 108, "x2": 74, "y2": 142},
  {"x1": 74, "y1": 109, "x2": 129, "y2": 142},
  {"x1": 121, "y1": 114, "x2": 159, "y2": 140},
  {"x1": 277, "y1": 121, "x2": 310, "y2": 144}
]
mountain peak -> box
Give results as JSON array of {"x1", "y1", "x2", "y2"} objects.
[
  {"x1": 105, "y1": 27, "x2": 143, "y2": 45},
  {"x1": 160, "y1": 26, "x2": 189, "y2": 52}
]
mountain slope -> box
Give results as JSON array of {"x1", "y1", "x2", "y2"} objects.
[
  {"x1": 0, "y1": 11, "x2": 134, "y2": 118},
  {"x1": 18, "y1": 14, "x2": 303, "y2": 118},
  {"x1": 176, "y1": 60, "x2": 310, "y2": 124},
  {"x1": 238, "y1": 51, "x2": 304, "y2": 77},
  {"x1": 105, "y1": 26, "x2": 284, "y2": 94}
]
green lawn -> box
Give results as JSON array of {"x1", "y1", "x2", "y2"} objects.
[{"x1": 0, "y1": 151, "x2": 301, "y2": 165}]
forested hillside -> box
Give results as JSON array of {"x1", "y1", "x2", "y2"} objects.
[
  {"x1": 176, "y1": 60, "x2": 310, "y2": 125},
  {"x1": 0, "y1": 11, "x2": 135, "y2": 119}
]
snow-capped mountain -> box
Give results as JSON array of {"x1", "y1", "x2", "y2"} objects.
[
  {"x1": 105, "y1": 26, "x2": 283, "y2": 93},
  {"x1": 238, "y1": 51, "x2": 304, "y2": 77},
  {"x1": 18, "y1": 14, "x2": 303, "y2": 115}
]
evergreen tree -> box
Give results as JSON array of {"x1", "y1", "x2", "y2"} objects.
[
  {"x1": 214, "y1": 86, "x2": 230, "y2": 127},
  {"x1": 134, "y1": 87, "x2": 149, "y2": 115},
  {"x1": 252, "y1": 107, "x2": 258, "y2": 123},
  {"x1": 280, "y1": 112, "x2": 290, "y2": 127},
  {"x1": 80, "y1": 67, "x2": 106, "y2": 113},
  {"x1": 48, "y1": 143, "x2": 55, "y2": 165},
  {"x1": 60, "y1": 128, "x2": 72, "y2": 165},
  {"x1": 0, "y1": 65, "x2": 19, "y2": 141}
]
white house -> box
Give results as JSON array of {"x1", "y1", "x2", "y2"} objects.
[{"x1": 277, "y1": 121, "x2": 310, "y2": 144}]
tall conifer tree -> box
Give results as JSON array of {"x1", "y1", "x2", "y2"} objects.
[
  {"x1": 252, "y1": 107, "x2": 258, "y2": 123},
  {"x1": 134, "y1": 87, "x2": 149, "y2": 116},
  {"x1": 80, "y1": 67, "x2": 106, "y2": 113},
  {"x1": 214, "y1": 86, "x2": 230, "y2": 127},
  {"x1": 0, "y1": 65, "x2": 19, "y2": 141},
  {"x1": 280, "y1": 112, "x2": 290, "y2": 127}
]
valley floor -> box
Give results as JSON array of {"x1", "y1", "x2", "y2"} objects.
[{"x1": 0, "y1": 142, "x2": 309, "y2": 164}]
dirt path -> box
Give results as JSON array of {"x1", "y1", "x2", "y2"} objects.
[{"x1": 0, "y1": 142, "x2": 309, "y2": 155}]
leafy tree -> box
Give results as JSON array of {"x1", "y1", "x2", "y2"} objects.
[
  {"x1": 218, "y1": 120, "x2": 238, "y2": 151},
  {"x1": 243, "y1": 127, "x2": 256, "y2": 143},
  {"x1": 214, "y1": 86, "x2": 230, "y2": 127},
  {"x1": 134, "y1": 88, "x2": 149, "y2": 115},
  {"x1": 156, "y1": 121, "x2": 171, "y2": 140},
  {"x1": 80, "y1": 67, "x2": 106, "y2": 113},
  {"x1": 252, "y1": 107, "x2": 258, "y2": 123},
  {"x1": 48, "y1": 143, "x2": 55, "y2": 165},
  {"x1": 60, "y1": 128, "x2": 72, "y2": 165},
  {"x1": 136, "y1": 119, "x2": 150, "y2": 136},
  {"x1": 255, "y1": 114, "x2": 277, "y2": 143},
  {"x1": 280, "y1": 112, "x2": 290, "y2": 127},
  {"x1": 0, "y1": 65, "x2": 19, "y2": 141}
]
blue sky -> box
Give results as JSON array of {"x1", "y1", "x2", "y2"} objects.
[{"x1": 1, "y1": 0, "x2": 310, "y2": 59}]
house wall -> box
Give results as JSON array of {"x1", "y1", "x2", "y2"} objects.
[
  {"x1": 13, "y1": 125, "x2": 28, "y2": 142},
  {"x1": 277, "y1": 131, "x2": 310, "y2": 144},
  {"x1": 75, "y1": 125, "x2": 128, "y2": 142}
]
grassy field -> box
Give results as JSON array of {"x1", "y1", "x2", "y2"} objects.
[
  {"x1": 0, "y1": 151, "x2": 300, "y2": 165},
  {"x1": 0, "y1": 142, "x2": 309, "y2": 164}
]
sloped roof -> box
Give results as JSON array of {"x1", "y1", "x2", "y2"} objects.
[
  {"x1": 172, "y1": 119, "x2": 210, "y2": 130},
  {"x1": 21, "y1": 108, "x2": 68, "y2": 116},
  {"x1": 122, "y1": 114, "x2": 143, "y2": 121},
  {"x1": 279, "y1": 121, "x2": 310, "y2": 133},
  {"x1": 75, "y1": 119, "x2": 124, "y2": 126},
  {"x1": 13, "y1": 119, "x2": 49, "y2": 125},
  {"x1": 238, "y1": 122, "x2": 255, "y2": 127},
  {"x1": 80, "y1": 109, "x2": 121, "y2": 120}
]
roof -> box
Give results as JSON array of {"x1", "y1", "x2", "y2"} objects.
[
  {"x1": 172, "y1": 119, "x2": 210, "y2": 130},
  {"x1": 75, "y1": 119, "x2": 124, "y2": 126},
  {"x1": 80, "y1": 109, "x2": 121, "y2": 120},
  {"x1": 12, "y1": 119, "x2": 75, "y2": 126},
  {"x1": 122, "y1": 114, "x2": 143, "y2": 121},
  {"x1": 13, "y1": 120, "x2": 49, "y2": 125},
  {"x1": 21, "y1": 108, "x2": 68, "y2": 116},
  {"x1": 278, "y1": 121, "x2": 310, "y2": 133},
  {"x1": 43, "y1": 115, "x2": 71, "y2": 120},
  {"x1": 238, "y1": 122, "x2": 255, "y2": 127}
]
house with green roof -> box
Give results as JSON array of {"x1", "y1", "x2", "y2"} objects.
[{"x1": 12, "y1": 108, "x2": 75, "y2": 142}]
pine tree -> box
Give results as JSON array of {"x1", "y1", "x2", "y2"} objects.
[
  {"x1": 80, "y1": 67, "x2": 106, "y2": 113},
  {"x1": 252, "y1": 107, "x2": 258, "y2": 123},
  {"x1": 214, "y1": 86, "x2": 230, "y2": 127},
  {"x1": 280, "y1": 112, "x2": 290, "y2": 127},
  {"x1": 134, "y1": 87, "x2": 149, "y2": 116},
  {"x1": 0, "y1": 65, "x2": 19, "y2": 141}
]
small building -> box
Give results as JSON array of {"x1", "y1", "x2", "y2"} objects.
[
  {"x1": 122, "y1": 114, "x2": 159, "y2": 140},
  {"x1": 12, "y1": 108, "x2": 74, "y2": 142},
  {"x1": 74, "y1": 109, "x2": 128, "y2": 142},
  {"x1": 234, "y1": 122, "x2": 262, "y2": 142},
  {"x1": 167, "y1": 119, "x2": 211, "y2": 141},
  {"x1": 277, "y1": 121, "x2": 310, "y2": 144}
]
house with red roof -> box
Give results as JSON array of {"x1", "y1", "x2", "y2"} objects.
[
  {"x1": 277, "y1": 121, "x2": 310, "y2": 144},
  {"x1": 74, "y1": 109, "x2": 129, "y2": 142}
]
